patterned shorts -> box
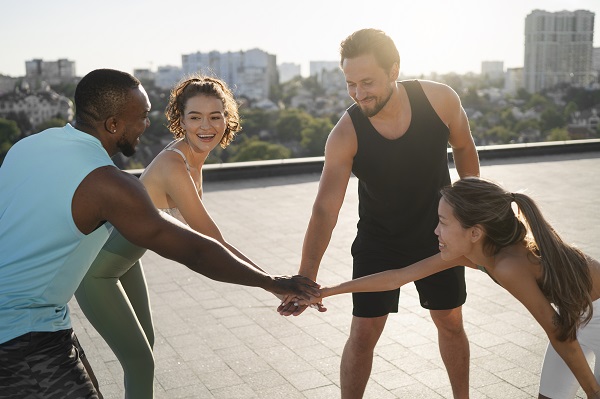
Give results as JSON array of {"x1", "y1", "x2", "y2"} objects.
[{"x1": 0, "y1": 328, "x2": 98, "y2": 398}]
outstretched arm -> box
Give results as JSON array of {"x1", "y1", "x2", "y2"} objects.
[
  {"x1": 283, "y1": 253, "x2": 473, "y2": 308},
  {"x1": 73, "y1": 166, "x2": 320, "y2": 300}
]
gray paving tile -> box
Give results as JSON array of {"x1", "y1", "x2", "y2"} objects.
[{"x1": 69, "y1": 152, "x2": 600, "y2": 398}]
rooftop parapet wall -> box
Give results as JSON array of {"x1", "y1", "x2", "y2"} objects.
[{"x1": 127, "y1": 139, "x2": 600, "y2": 182}]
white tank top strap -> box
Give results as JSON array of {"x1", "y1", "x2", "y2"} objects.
[{"x1": 164, "y1": 147, "x2": 191, "y2": 172}]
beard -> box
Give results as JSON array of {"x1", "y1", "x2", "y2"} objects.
[
  {"x1": 358, "y1": 85, "x2": 394, "y2": 117},
  {"x1": 116, "y1": 133, "x2": 137, "y2": 157}
]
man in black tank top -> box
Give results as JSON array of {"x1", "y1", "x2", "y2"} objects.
[{"x1": 280, "y1": 29, "x2": 480, "y2": 398}]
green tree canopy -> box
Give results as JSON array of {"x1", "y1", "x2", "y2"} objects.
[
  {"x1": 231, "y1": 138, "x2": 291, "y2": 162},
  {"x1": 239, "y1": 108, "x2": 276, "y2": 138},
  {"x1": 540, "y1": 108, "x2": 565, "y2": 133},
  {"x1": 483, "y1": 125, "x2": 518, "y2": 144},
  {"x1": 275, "y1": 108, "x2": 312, "y2": 142},
  {"x1": 0, "y1": 118, "x2": 21, "y2": 164},
  {"x1": 300, "y1": 117, "x2": 333, "y2": 156},
  {"x1": 546, "y1": 127, "x2": 570, "y2": 141},
  {"x1": 524, "y1": 93, "x2": 550, "y2": 110}
]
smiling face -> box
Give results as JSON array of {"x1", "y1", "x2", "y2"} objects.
[
  {"x1": 179, "y1": 94, "x2": 227, "y2": 154},
  {"x1": 342, "y1": 53, "x2": 396, "y2": 118},
  {"x1": 435, "y1": 198, "x2": 476, "y2": 261},
  {"x1": 116, "y1": 86, "x2": 151, "y2": 156}
]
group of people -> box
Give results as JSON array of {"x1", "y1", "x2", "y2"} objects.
[{"x1": 0, "y1": 27, "x2": 598, "y2": 399}]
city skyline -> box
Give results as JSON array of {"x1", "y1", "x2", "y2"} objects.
[{"x1": 1, "y1": 0, "x2": 600, "y2": 79}]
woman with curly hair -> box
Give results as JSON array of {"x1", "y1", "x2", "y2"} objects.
[
  {"x1": 75, "y1": 75, "x2": 264, "y2": 398},
  {"x1": 290, "y1": 177, "x2": 600, "y2": 398}
]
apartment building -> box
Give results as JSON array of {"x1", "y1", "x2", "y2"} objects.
[
  {"x1": 182, "y1": 48, "x2": 277, "y2": 100},
  {"x1": 524, "y1": 9, "x2": 595, "y2": 93}
]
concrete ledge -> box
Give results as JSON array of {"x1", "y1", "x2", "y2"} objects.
[{"x1": 127, "y1": 139, "x2": 600, "y2": 181}]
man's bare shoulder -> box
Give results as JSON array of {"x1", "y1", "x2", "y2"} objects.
[
  {"x1": 417, "y1": 79, "x2": 457, "y2": 98},
  {"x1": 325, "y1": 112, "x2": 357, "y2": 157}
]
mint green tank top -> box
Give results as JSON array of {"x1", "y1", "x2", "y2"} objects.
[{"x1": 0, "y1": 124, "x2": 115, "y2": 343}]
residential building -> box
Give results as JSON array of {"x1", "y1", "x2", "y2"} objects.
[
  {"x1": 524, "y1": 9, "x2": 595, "y2": 93},
  {"x1": 593, "y1": 47, "x2": 600, "y2": 82},
  {"x1": 504, "y1": 67, "x2": 525, "y2": 95},
  {"x1": 481, "y1": 61, "x2": 504, "y2": 83},
  {"x1": 309, "y1": 61, "x2": 339, "y2": 82},
  {"x1": 0, "y1": 75, "x2": 18, "y2": 95},
  {"x1": 182, "y1": 48, "x2": 277, "y2": 100},
  {"x1": 278, "y1": 62, "x2": 301, "y2": 83},
  {"x1": 0, "y1": 83, "x2": 73, "y2": 133},
  {"x1": 133, "y1": 69, "x2": 156, "y2": 83},
  {"x1": 25, "y1": 59, "x2": 76, "y2": 87},
  {"x1": 155, "y1": 66, "x2": 182, "y2": 90}
]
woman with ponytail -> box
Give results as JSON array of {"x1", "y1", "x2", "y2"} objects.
[{"x1": 286, "y1": 177, "x2": 600, "y2": 398}]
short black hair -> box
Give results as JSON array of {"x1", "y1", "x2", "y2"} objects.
[{"x1": 74, "y1": 69, "x2": 141, "y2": 126}]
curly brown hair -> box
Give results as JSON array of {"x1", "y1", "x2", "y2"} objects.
[{"x1": 165, "y1": 75, "x2": 241, "y2": 148}]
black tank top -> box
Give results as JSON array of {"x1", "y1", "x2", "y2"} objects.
[{"x1": 349, "y1": 80, "x2": 450, "y2": 250}]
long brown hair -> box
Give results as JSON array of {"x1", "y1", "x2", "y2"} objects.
[{"x1": 441, "y1": 177, "x2": 592, "y2": 341}]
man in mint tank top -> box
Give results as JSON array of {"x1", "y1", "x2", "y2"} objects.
[
  {"x1": 0, "y1": 69, "x2": 319, "y2": 398},
  {"x1": 280, "y1": 29, "x2": 480, "y2": 399}
]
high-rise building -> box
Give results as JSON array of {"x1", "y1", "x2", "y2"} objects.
[
  {"x1": 278, "y1": 62, "x2": 301, "y2": 83},
  {"x1": 182, "y1": 48, "x2": 277, "y2": 100},
  {"x1": 309, "y1": 61, "x2": 339, "y2": 82},
  {"x1": 155, "y1": 66, "x2": 183, "y2": 90},
  {"x1": 24, "y1": 59, "x2": 76, "y2": 87},
  {"x1": 524, "y1": 9, "x2": 595, "y2": 93},
  {"x1": 504, "y1": 67, "x2": 525, "y2": 95},
  {"x1": 481, "y1": 61, "x2": 504, "y2": 82},
  {"x1": 593, "y1": 47, "x2": 600, "y2": 82}
]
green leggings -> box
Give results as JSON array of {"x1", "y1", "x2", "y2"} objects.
[{"x1": 75, "y1": 228, "x2": 153, "y2": 399}]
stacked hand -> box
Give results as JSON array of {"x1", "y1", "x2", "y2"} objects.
[
  {"x1": 277, "y1": 287, "x2": 329, "y2": 316},
  {"x1": 269, "y1": 275, "x2": 321, "y2": 303}
]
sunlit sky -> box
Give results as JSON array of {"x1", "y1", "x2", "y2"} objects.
[{"x1": 1, "y1": 0, "x2": 599, "y2": 78}]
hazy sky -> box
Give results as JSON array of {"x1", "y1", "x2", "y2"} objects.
[{"x1": 1, "y1": 0, "x2": 599, "y2": 78}]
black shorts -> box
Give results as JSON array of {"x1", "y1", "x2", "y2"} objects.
[
  {"x1": 0, "y1": 329, "x2": 98, "y2": 398},
  {"x1": 351, "y1": 234, "x2": 467, "y2": 318}
]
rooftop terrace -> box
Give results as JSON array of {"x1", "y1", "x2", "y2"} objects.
[{"x1": 70, "y1": 146, "x2": 600, "y2": 399}]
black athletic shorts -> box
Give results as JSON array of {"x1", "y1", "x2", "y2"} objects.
[
  {"x1": 351, "y1": 233, "x2": 467, "y2": 318},
  {"x1": 0, "y1": 329, "x2": 98, "y2": 398}
]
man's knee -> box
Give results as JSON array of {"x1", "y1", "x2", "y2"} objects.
[
  {"x1": 347, "y1": 316, "x2": 387, "y2": 351},
  {"x1": 430, "y1": 307, "x2": 465, "y2": 335}
]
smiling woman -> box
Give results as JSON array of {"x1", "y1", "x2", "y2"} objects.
[{"x1": 74, "y1": 74, "x2": 277, "y2": 398}]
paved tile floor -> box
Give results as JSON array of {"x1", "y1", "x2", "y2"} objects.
[{"x1": 70, "y1": 152, "x2": 600, "y2": 398}]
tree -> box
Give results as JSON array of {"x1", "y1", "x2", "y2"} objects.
[
  {"x1": 300, "y1": 118, "x2": 333, "y2": 156},
  {"x1": 513, "y1": 118, "x2": 540, "y2": 133},
  {"x1": 540, "y1": 108, "x2": 565, "y2": 133},
  {"x1": 546, "y1": 127, "x2": 569, "y2": 141},
  {"x1": 4, "y1": 111, "x2": 33, "y2": 135},
  {"x1": 524, "y1": 93, "x2": 549, "y2": 110},
  {"x1": 239, "y1": 108, "x2": 276, "y2": 138},
  {"x1": 0, "y1": 118, "x2": 21, "y2": 164},
  {"x1": 563, "y1": 101, "x2": 578, "y2": 120},
  {"x1": 275, "y1": 108, "x2": 312, "y2": 142},
  {"x1": 483, "y1": 126, "x2": 518, "y2": 144},
  {"x1": 462, "y1": 87, "x2": 481, "y2": 108},
  {"x1": 231, "y1": 138, "x2": 291, "y2": 162}
]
